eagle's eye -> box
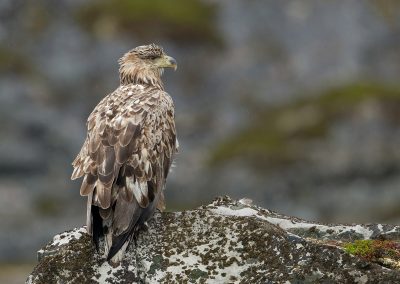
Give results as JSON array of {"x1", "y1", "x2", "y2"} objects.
[{"x1": 147, "y1": 55, "x2": 159, "y2": 60}]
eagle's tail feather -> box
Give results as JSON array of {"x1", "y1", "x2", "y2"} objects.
[
  {"x1": 105, "y1": 181, "x2": 143, "y2": 261},
  {"x1": 107, "y1": 226, "x2": 136, "y2": 261},
  {"x1": 91, "y1": 205, "x2": 103, "y2": 251},
  {"x1": 106, "y1": 197, "x2": 156, "y2": 261},
  {"x1": 88, "y1": 176, "x2": 163, "y2": 263}
]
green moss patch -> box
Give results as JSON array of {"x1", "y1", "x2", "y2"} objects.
[
  {"x1": 148, "y1": 255, "x2": 164, "y2": 275},
  {"x1": 188, "y1": 268, "x2": 208, "y2": 282},
  {"x1": 344, "y1": 239, "x2": 400, "y2": 269}
]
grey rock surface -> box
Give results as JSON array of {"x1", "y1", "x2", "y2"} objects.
[{"x1": 27, "y1": 197, "x2": 400, "y2": 283}]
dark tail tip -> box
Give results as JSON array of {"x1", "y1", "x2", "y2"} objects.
[
  {"x1": 107, "y1": 231, "x2": 132, "y2": 261},
  {"x1": 91, "y1": 205, "x2": 103, "y2": 251}
]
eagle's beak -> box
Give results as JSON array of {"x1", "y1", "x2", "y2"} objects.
[{"x1": 156, "y1": 55, "x2": 177, "y2": 71}]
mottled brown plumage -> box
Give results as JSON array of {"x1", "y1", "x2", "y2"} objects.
[{"x1": 71, "y1": 44, "x2": 178, "y2": 262}]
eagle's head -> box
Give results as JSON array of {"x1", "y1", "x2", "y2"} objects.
[{"x1": 119, "y1": 44, "x2": 177, "y2": 88}]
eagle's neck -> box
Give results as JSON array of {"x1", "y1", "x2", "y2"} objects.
[{"x1": 119, "y1": 64, "x2": 164, "y2": 90}]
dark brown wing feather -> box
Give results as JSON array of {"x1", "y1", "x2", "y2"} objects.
[{"x1": 72, "y1": 84, "x2": 177, "y2": 259}]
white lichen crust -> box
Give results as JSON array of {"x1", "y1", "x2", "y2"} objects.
[{"x1": 27, "y1": 196, "x2": 400, "y2": 283}]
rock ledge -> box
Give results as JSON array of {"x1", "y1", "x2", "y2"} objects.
[{"x1": 27, "y1": 196, "x2": 400, "y2": 283}]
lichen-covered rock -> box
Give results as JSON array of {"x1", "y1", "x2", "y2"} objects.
[{"x1": 27, "y1": 196, "x2": 400, "y2": 283}]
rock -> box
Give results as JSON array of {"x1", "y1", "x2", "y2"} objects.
[{"x1": 27, "y1": 196, "x2": 400, "y2": 283}]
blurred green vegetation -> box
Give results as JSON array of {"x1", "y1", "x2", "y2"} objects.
[
  {"x1": 0, "y1": 46, "x2": 34, "y2": 74},
  {"x1": 34, "y1": 196, "x2": 63, "y2": 217},
  {"x1": 210, "y1": 83, "x2": 400, "y2": 168},
  {"x1": 23, "y1": 1, "x2": 50, "y2": 36},
  {"x1": 370, "y1": 0, "x2": 400, "y2": 26},
  {"x1": 76, "y1": 0, "x2": 221, "y2": 45}
]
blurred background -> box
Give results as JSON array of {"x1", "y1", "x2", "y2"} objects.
[{"x1": 1, "y1": 0, "x2": 400, "y2": 281}]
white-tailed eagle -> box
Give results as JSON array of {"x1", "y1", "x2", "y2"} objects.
[{"x1": 71, "y1": 44, "x2": 178, "y2": 262}]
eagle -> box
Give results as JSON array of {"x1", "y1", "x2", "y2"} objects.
[{"x1": 71, "y1": 44, "x2": 178, "y2": 262}]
